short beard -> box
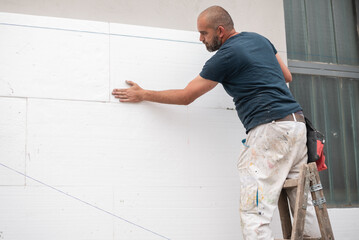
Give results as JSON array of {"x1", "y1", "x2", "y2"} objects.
[{"x1": 205, "y1": 35, "x2": 222, "y2": 52}]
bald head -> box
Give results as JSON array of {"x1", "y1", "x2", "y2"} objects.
[{"x1": 198, "y1": 6, "x2": 234, "y2": 30}]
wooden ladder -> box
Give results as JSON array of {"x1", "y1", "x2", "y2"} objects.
[{"x1": 276, "y1": 162, "x2": 334, "y2": 240}]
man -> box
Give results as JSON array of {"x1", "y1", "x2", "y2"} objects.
[{"x1": 112, "y1": 5, "x2": 320, "y2": 240}]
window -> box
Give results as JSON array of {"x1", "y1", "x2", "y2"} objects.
[
  {"x1": 284, "y1": 0, "x2": 359, "y2": 65},
  {"x1": 284, "y1": 0, "x2": 359, "y2": 206}
]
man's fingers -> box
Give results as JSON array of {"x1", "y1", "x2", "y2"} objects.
[
  {"x1": 112, "y1": 81, "x2": 136, "y2": 95},
  {"x1": 112, "y1": 90, "x2": 136, "y2": 102},
  {"x1": 113, "y1": 95, "x2": 126, "y2": 99},
  {"x1": 112, "y1": 81, "x2": 142, "y2": 103},
  {"x1": 119, "y1": 98, "x2": 131, "y2": 102},
  {"x1": 113, "y1": 94, "x2": 127, "y2": 99},
  {"x1": 126, "y1": 80, "x2": 135, "y2": 86},
  {"x1": 112, "y1": 89, "x2": 126, "y2": 95},
  {"x1": 112, "y1": 89, "x2": 126, "y2": 94},
  {"x1": 112, "y1": 89, "x2": 127, "y2": 98}
]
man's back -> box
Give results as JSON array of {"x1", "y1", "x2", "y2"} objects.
[{"x1": 200, "y1": 32, "x2": 301, "y2": 132}]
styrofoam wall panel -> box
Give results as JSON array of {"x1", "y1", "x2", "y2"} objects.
[
  {"x1": 109, "y1": 23, "x2": 234, "y2": 109},
  {"x1": 112, "y1": 185, "x2": 242, "y2": 239},
  {"x1": 0, "y1": 186, "x2": 114, "y2": 239},
  {"x1": 0, "y1": 12, "x2": 246, "y2": 240},
  {"x1": 0, "y1": 13, "x2": 109, "y2": 101},
  {"x1": 0, "y1": 97, "x2": 26, "y2": 185},
  {"x1": 26, "y1": 99, "x2": 190, "y2": 187}
]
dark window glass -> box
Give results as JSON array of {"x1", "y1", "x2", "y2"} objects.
[
  {"x1": 284, "y1": 0, "x2": 359, "y2": 65},
  {"x1": 290, "y1": 74, "x2": 359, "y2": 206}
]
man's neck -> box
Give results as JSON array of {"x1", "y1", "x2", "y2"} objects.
[{"x1": 222, "y1": 29, "x2": 239, "y2": 43}]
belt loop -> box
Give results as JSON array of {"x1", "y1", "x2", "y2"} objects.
[{"x1": 292, "y1": 113, "x2": 297, "y2": 122}]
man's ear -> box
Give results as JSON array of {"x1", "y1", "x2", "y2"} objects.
[{"x1": 217, "y1": 26, "x2": 225, "y2": 38}]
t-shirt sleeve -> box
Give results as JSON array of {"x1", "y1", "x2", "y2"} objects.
[
  {"x1": 267, "y1": 39, "x2": 278, "y2": 54},
  {"x1": 199, "y1": 51, "x2": 230, "y2": 83}
]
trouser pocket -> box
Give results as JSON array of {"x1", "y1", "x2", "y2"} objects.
[{"x1": 239, "y1": 167, "x2": 258, "y2": 213}]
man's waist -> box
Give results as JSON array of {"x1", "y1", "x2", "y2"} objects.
[
  {"x1": 275, "y1": 111, "x2": 305, "y2": 123},
  {"x1": 239, "y1": 106, "x2": 303, "y2": 133}
]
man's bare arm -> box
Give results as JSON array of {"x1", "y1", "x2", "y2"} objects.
[
  {"x1": 276, "y1": 53, "x2": 292, "y2": 83},
  {"x1": 112, "y1": 75, "x2": 218, "y2": 105}
]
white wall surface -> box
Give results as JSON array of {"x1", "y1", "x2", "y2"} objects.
[
  {"x1": 0, "y1": 0, "x2": 286, "y2": 33},
  {"x1": 0, "y1": 0, "x2": 289, "y2": 63},
  {"x1": 1, "y1": 11, "x2": 358, "y2": 240},
  {"x1": 0, "y1": 12, "x2": 243, "y2": 240}
]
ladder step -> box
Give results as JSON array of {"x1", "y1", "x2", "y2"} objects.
[
  {"x1": 279, "y1": 163, "x2": 334, "y2": 240},
  {"x1": 283, "y1": 178, "x2": 298, "y2": 189}
]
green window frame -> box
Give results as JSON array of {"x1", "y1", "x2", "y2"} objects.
[{"x1": 284, "y1": 0, "x2": 359, "y2": 206}]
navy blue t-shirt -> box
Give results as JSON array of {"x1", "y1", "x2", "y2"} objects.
[{"x1": 200, "y1": 32, "x2": 301, "y2": 133}]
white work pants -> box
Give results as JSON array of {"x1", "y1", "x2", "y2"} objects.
[{"x1": 238, "y1": 120, "x2": 320, "y2": 239}]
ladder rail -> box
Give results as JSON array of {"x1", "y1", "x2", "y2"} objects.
[{"x1": 278, "y1": 163, "x2": 335, "y2": 240}]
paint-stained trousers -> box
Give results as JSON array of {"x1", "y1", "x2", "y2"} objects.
[{"x1": 238, "y1": 120, "x2": 321, "y2": 239}]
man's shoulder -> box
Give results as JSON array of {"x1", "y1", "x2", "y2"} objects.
[
  {"x1": 237, "y1": 31, "x2": 262, "y2": 37},
  {"x1": 241, "y1": 32, "x2": 268, "y2": 41},
  {"x1": 223, "y1": 32, "x2": 266, "y2": 48}
]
